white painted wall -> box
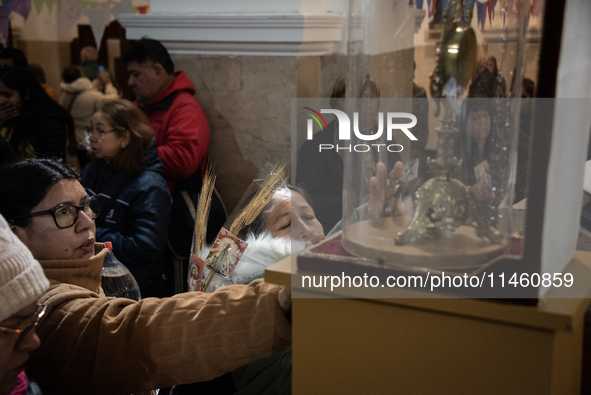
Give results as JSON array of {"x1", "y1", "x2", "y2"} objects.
[
  {"x1": 540, "y1": 0, "x2": 591, "y2": 296},
  {"x1": 150, "y1": 0, "x2": 346, "y2": 15}
]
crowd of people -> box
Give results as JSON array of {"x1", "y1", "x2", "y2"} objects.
[
  {"x1": 0, "y1": 36, "x2": 536, "y2": 394},
  {"x1": 0, "y1": 37, "x2": 329, "y2": 395}
]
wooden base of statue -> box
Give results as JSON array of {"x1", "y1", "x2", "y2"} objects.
[{"x1": 342, "y1": 216, "x2": 505, "y2": 269}]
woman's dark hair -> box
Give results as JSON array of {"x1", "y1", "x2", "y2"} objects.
[
  {"x1": 0, "y1": 159, "x2": 80, "y2": 227},
  {"x1": 488, "y1": 56, "x2": 499, "y2": 78},
  {"x1": 0, "y1": 67, "x2": 76, "y2": 158},
  {"x1": 329, "y1": 74, "x2": 380, "y2": 109},
  {"x1": 0, "y1": 47, "x2": 28, "y2": 68},
  {"x1": 93, "y1": 99, "x2": 154, "y2": 176},
  {"x1": 457, "y1": 99, "x2": 494, "y2": 183},
  {"x1": 62, "y1": 65, "x2": 83, "y2": 84},
  {"x1": 522, "y1": 78, "x2": 535, "y2": 98},
  {"x1": 329, "y1": 74, "x2": 347, "y2": 109},
  {"x1": 240, "y1": 185, "x2": 315, "y2": 239},
  {"x1": 122, "y1": 38, "x2": 174, "y2": 75}
]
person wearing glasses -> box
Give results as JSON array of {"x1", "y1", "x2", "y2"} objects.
[
  {"x1": 80, "y1": 99, "x2": 171, "y2": 297},
  {"x1": 0, "y1": 158, "x2": 291, "y2": 395},
  {"x1": 60, "y1": 65, "x2": 118, "y2": 171},
  {"x1": 0, "y1": 214, "x2": 49, "y2": 395}
]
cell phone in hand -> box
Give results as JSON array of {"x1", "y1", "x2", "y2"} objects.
[{"x1": 98, "y1": 65, "x2": 105, "y2": 74}]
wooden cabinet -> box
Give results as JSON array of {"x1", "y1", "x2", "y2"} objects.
[{"x1": 266, "y1": 251, "x2": 591, "y2": 394}]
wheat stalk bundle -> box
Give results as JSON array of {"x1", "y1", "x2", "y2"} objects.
[
  {"x1": 202, "y1": 163, "x2": 286, "y2": 292},
  {"x1": 192, "y1": 163, "x2": 216, "y2": 260}
]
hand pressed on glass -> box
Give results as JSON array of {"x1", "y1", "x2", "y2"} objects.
[{"x1": 368, "y1": 161, "x2": 405, "y2": 221}]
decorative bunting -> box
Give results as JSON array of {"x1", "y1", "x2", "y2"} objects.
[
  {"x1": 0, "y1": 0, "x2": 32, "y2": 45},
  {"x1": 32, "y1": 0, "x2": 47, "y2": 14},
  {"x1": 531, "y1": 0, "x2": 544, "y2": 17},
  {"x1": 492, "y1": 0, "x2": 497, "y2": 19},
  {"x1": 85, "y1": 7, "x2": 111, "y2": 51},
  {"x1": 414, "y1": 0, "x2": 539, "y2": 32},
  {"x1": 60, "y1": 0, "x2": 83, "y2": 29},
  {"x1": 11, "y1": 0, "x2": 32, "y2": 21},
  {"x1": 111, "y1": 0, "x2": 132, "y2": 19},
  {"x1": 476, "y1": 1, "x2": 486, "y2": 31},
  {"x1": 430, "y1": 0, "x2": 438, "y2": 18}
]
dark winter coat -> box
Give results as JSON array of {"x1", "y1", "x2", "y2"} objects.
[{"x1": 81, "y1": 140, "x2": 172, "y2": 296}]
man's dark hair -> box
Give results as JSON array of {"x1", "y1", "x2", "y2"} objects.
[
  {"x1": 468, "y1": 69, "x2": 495, "y2": 98},
  {"x1": 62, "y1": 65, "x2": 83, "y2": 84},
  {"x1": 122, "y1": 38, "x2": 174, "y2": 74}
]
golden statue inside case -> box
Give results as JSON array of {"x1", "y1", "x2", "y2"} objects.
[{"x1": 343, "y1": 0, "x2": 506, "y2": 268}]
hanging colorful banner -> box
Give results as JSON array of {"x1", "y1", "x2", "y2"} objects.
[
  {"x1": 85, "y1": 7, "x2": 111, "y2": 50},
  {"x1": 11, "y1": 0, "x2": 32, "y2": 20},
  {"x1": 0, "y1": 0, "x2": 32, "y2": 45},
  {"x1": 60, "y1": 0, "x2": 83, "y2": 30},
  {"x1": 476, "y1": 1, "x2": 486, "y2": 31},
  {"x1": 32, "y1": 0, "x2": 52, "y2": 15},
  {"x1": 111, "y1": 0, "x2": 132, "y2": 19},
  {"x1": 416, "y1": 0, "x2": 540, "y2": 31}
]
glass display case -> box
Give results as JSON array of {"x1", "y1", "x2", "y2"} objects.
[
  {"x1": 294, "y1": 0, "x2": 548, "y2": 298},
  {"x1": 341, "y1": 0, "x2": 530, "y2": 269}
]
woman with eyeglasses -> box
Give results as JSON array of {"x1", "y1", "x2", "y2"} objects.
[
  {"x1": 0, "y1": 214, "x2": 49, "y2": 395},
  {"x1": 60, "y1": 65, "x2": 119, "y2": 171},
  {"x1": 0, "y1": 158, "x2": 291, "y2": 395},
  {"x1": 80, "y1": 99, "x2": 171, "y2": 297}
]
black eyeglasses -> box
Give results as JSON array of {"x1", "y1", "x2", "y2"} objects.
[
  {"x1": 12, "y1": 196, "x2": 100, "y2": 229},
  {"x1": 86, "y1": 124, "x2": 114, "y2": 140},
  {"x1": 0, "y1": 304, "x2": 47, "y2": 350}
]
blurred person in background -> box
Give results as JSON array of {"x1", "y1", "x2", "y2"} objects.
[
  {"x1": 28, "y1": 63, "x2": 58, "y2": 102},
  {"x1": 0, "y1": 67, "x2": 75, "y2": 162},
  {"x1": 60, "y1": 65, "x2": 118, "y2": 170},
  {"x1": 487, "y1": 56, "x2": 506, "y2": 98},
  {"x1": 80, "y1": 46, "x2": 119, "y2": 94},
  {"x1": 81, "y1": 99, "x2": 171, "y2": 297}
]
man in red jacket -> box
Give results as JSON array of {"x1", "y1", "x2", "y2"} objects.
[
  {"x1": 123, "y1": 38, "x2": 209, "y2": 192},
  {"x1": 123, "y1": 39, "x2": 215, "y2": 296}
]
